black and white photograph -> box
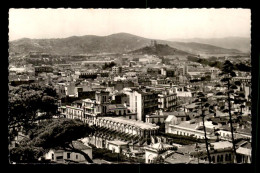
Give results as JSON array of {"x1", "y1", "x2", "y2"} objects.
[{"x1": 8, "y1": 8, "x2": 252, "y2": 164}]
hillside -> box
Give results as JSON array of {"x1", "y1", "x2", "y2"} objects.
[
  {"x1": 167, "y1": 37, "x2": 250, "y2": 53},
  {"x1": 129, "y1": 43, "x2": 194, "y2": 56},
  {"x1": 9, "y1": 33, "x2": 244, "y2": 56}
]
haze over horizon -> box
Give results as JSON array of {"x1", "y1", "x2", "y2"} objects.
[
  {"x1": 9, "y1": 9, "x2": 250, "y2": 41},
  {"x1": 10, "y1": 32, "x2": 251, "y2": 42}
]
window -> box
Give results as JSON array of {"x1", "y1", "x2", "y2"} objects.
[
  {"x1": 56, "y1": 156, "x2": 63, "y2": 160},
  {"x1": 67, "y1": 153, "x2": 71, "y2": 159},
  {"x1": 51, "y1": 153, "x2": 54, "y2": 160},
  {"x1": 225, "y1": 154, "x2": 229, "y2": 161},
  {"x1": 76, "y1": 155, "x2": 78, "y2": 159}
]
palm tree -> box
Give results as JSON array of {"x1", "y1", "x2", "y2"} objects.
[{"x1": 195, "y1": 92, "x2": 211, "y2": 164}]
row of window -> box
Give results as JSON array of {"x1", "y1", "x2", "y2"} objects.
[
  {"x1": 51, "y1": 153, "x2": 79, "y2": 161},
  {"x1": 211, "y1": 154, "x2": 232, "y2": 163},
  {"x1": 176, "y1": 131, "x2": 204, "y2": 139}
]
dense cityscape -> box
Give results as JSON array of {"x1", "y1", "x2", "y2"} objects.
[
  {"x1": 8, "y1": 9, "x2": 251, "y2": 164},
  {"x1": 8, "y1": 38, "x2": 252, "y2": 164}
]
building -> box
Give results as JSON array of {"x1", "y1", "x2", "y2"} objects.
[
  {"x1": 113, "y1": 80, "x2": 135, "y2": 91},
  {"x1": 145, "y1": 110, "x2": 168, "y2": 124},
  {"x1": 158, "y1": 89, "x2": 177, "y2": 111},
  {"x1": 147, "y1": 68, "x2": 161, "y2": 76},
  {"x1": 107, "y1": 140, "x2": 129, "y2": 153},
  {"x1": 145, "y1": 111, "x2": 186, "y2": 124},
  {"x1": 236, "y1": 140, "x2": 251, "y2": 163},
  {"x1": 35, "y1": 66, "x2": 53, "y2": 75},
  {"x1": 165, "y1": 116, "x2": 216, "y2": 140},
  {"x1": 60, "y1": 91, "x2": 110, "y2": 125},
  {"x1": 83, "y1": 91, "x2": 110, "y2": 124},
  {"x1": 189, "y1": 141, "x2": 234, "y2": 164},
  {"x1": 107, "y1": 104, "x2": 137, "y2": 119},
  {"x1": 126, "y1": 89, "x2": 158, "y2": 121},
  {"x1": 95, "y1": 116, "x2": 159, "y2": 138},
  {"x1": 112, "y1": 66, "x2": 123, "y2": 74},
  {"x1": 43, "y1": 140, "x2": 92, "y2": 163},
  {"x1": 144, "y1": 142, "x2": 176, "y2": 163}
]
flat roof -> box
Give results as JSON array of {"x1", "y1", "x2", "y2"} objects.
[
  {"x1": 108, "y1": 140, "x2": 128, "y2": 146},
  {"x1": 173, "y1": 121, "x2": 197, "y2": 130},
  {"x1": 211, "y1": 141, "x2": 233, "y2": 149},
  {"x1": 236, "y1": 147, "x2": 251, "y2": 156}
]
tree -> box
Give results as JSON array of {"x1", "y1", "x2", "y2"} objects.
[
  {"x1": 195, "y1": 92, "x2": 211, "y2": 164},
  {"x1": 8, "y1": 84, "x2": 58, "y2": 141},
  {"x1": 219, "y1": 60, "x2": 238, "y2": 162},
  {"x1": 10, "y1": 146, "x2": 44, "y2": 163},
  {"x1": 27, "y1": 118, "x2": 94, "y2": 163}
]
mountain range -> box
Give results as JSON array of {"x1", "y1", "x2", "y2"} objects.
[
  {"x1": 9, "y1": 33, "x2": 248, "y2": 56},
  {"x1": 167, "y1": 37, "x2": 250, "y2": 53}
]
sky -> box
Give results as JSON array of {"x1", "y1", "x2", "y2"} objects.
[{"x1": 9, "y1": 9, "x2": 251, "y2": 41}]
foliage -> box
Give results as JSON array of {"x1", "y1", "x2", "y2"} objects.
[
  {"x1": 102, "y1": 62, "x2": 116, "y2": 70},
  {"x1": 11, "y1": 118, "x2": 94, "y2": 163},
  {"x1": 187, "y1": 56, "x2": 251, "y2": 72},
  {"x1": 29, "y1": 118, "x2": 93, "y2": 149},
  {"x1": 8, "y1": 84, "x2": 58, "y2": 140},
  {"x1": 9, "y1": 146, "x2": 44, "y2": 163}
]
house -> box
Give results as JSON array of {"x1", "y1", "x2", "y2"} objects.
[
  {"x1": 107, "y1": 140, "x2": 128, "y2": 153},
  {"x1": 43, "y1": 140, "x2": 92, "y2": 164}
]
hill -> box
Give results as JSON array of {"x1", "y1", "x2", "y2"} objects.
[
  {"x1": 129, "y1": 43, "x2": 194, "y2": 56},
  {"x1": 167, "y1": 37, "x2": 250, "y2": 53},
  {"x1": 9, "y1": 33, "x2": 244, "y2": 56}
]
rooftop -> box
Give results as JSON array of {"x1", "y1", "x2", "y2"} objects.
[
  {"x1": 185, "y1": 103, "x2": 198, "y2": 109},
  {"x1": 210, "y1": 141, "x2": 233, "y2": 149},
  {"x1": 107, "y1": 104, "x2": 127, "y2": 110},
  {"x1": 98, "y1": 116, "x2": 159, "y2": 130},
  {"x1": 72, "y1": 140, "x2": 92, "y2": 150},
  {"x1": 236, "y1": 147, "x2": 251, "y2": 156},
  {"x1": 108, "y1": 140, "x2": 128, "y2": 146}
]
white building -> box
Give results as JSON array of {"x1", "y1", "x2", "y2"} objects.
[
  {"x1": 107, "y1": 140, "x2": 128, "y2": 153},
  {"x1": 95, "y1": 116, "x2": 159, "y2": 138},
  {"x1": 165, "y1": 116, "x2": 216, "y2": 140},
  {"x1": 43, "y1": 141, "x2": 92, "y2": 163}
]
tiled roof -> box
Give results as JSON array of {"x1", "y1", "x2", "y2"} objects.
[{"x1": 72, "y1": 140, "x2": 92, "y2": 150}]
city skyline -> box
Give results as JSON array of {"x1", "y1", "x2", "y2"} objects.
[{"x1": 9, "y1": 8, "x2": 251, "y2": 41}]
